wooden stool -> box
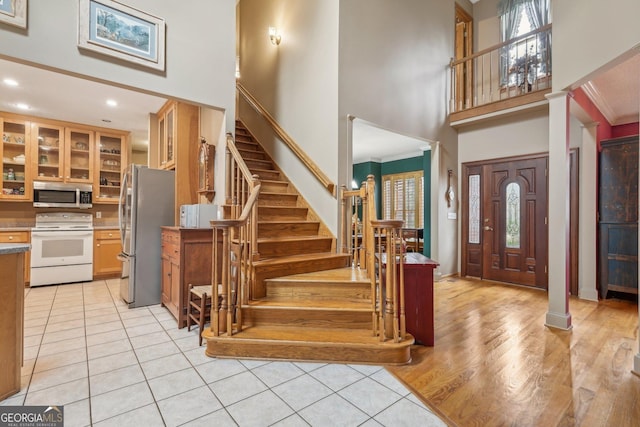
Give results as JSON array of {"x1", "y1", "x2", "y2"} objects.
[{"x1": 187, "y1": 284, "x2": 212, "y2": 346}]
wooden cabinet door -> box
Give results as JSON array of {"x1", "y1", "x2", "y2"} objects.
[
  {"x1": 93, "y1": 229, "x2": 122, "y2": 278},
  {"x1": 161, "y1": 256, "x2": 173, "y2": 311},
  {"x1": 0, "y1": 231, "x2": 30, "y2": 284},
  {"x1": 31, "y1": 122, "x2": 65, "y2": 181},
  {"x1": 64, "y1": 128, "x2": 94, "y2": 184},
  {"x1": 1, "y1": 117, "x2": 31, "y2": 200}
]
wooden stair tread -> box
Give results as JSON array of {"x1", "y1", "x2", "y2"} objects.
[
  {"x1": 247, "y1": 299, "x2": 370, "y2": 310},
  {"x1": 253, "y1": 252, "x2": 349, "y2": 267},
  {"x1": 204, "y1": 325, "x2": 412, "y2": 347},
  {"x1": 271, "y1": 267, "x2": 370, "y2": 283},
  {"x1": 257, "y1": 236, "x2": 331, "y2": 243}
]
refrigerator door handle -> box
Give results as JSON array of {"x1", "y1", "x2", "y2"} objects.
[
  {"x1": 118, "y1": 170, "x2": 129, "y2": 246},
  {"x1": 116, "y1": 252, "x2": 129, "y2": 262}
]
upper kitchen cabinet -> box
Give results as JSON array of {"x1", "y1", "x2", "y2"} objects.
[
  {"x1": 1, "y1": 117, "x2": 31, "y2": 200},
  {"x1": 64, "y1": 128, "x2": 94, "y2": 184},
  {"x1": 95, "y1": 132, "x2": 128, "y2": 203},
  {"x1": 31, "y1": 122, "x2": 65, "y2": 182},
  {"x1": 158, "y1": 102, "x2": 176, "y2": 170}
]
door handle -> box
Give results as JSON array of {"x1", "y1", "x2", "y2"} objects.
[{"x1": 484, "y1": 225, "x2": 494, "y2": 231}]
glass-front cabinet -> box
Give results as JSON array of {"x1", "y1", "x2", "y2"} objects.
[
  {"x1": 158, "y1": 101, "x2": 175, "y2": 170},
  {"x1": 95, "y1": 132, "x2": 127, "y2": 203},
  {"x1": 32, "y1": 122, "x2": 65, "y2": 182},
  {"x1": 65, "y1": 128, "x2": 94, "y2": 184},
  {"x1": 1, "y1": 117, "x2": 31, "y2": 200}
]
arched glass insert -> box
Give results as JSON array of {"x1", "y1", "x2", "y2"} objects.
[{"x1": 506, "y1": 182, "x2": 520, "y2": 248}]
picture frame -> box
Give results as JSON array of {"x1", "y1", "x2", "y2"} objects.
[
  {"x1": 0, "y1": 0, "x2": 27, "y2": 29},
  {"x1": 78, "y1": 0, "x2": 165, "y2": 71}
]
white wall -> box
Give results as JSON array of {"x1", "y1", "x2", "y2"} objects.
[
  {"x1": 553, "y1": 0, "x2": 640, "y2": 90},
  {"x1": 338, "y1": 0, "x2": 459, "y2": 275},
  {"x1": 238, "y1": 0, "x2": 340, "y2": 231},
  {"x1": 0, "y1": 1, "x2": 237, "y2": 133}
]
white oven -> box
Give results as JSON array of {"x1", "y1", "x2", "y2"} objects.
[{"x1": 30, "y1": 212, "x2": 94, "y2": 287}]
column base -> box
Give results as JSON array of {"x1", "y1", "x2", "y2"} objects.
[
  {"x1": 633, "y1": 353, "x2": 640, "y2": 377},
  {"x1": 545, "y1": 311, "x2": 572, "y2": 330},
  {"x1": 578, "y1": 287, "x2": 598, "y2": 302}
]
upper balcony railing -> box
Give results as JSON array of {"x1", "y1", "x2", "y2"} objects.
[{"x1": 450, "y1": 24, "x2": 552, "y2": 118}]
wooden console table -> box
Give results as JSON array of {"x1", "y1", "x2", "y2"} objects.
[{"x1": 0, "y1": 243, "x2": 29, "y2": 400}]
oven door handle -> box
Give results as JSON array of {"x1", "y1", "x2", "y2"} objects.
[{"x1": 31, "y1": 231, "x2": 94, "y2": 238}]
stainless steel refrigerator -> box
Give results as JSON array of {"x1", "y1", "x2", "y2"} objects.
[{"x1": 118, "y1": 165, "x2": 175, "y2": 308}]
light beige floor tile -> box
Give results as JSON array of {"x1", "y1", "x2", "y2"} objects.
[
  {"x1": 34, "y1": 347, "x2": 87, "y2": 373},
  {"x1": 89, "y1": 364, "x2": 146, "y2": 396},
  {"x1": 272, "y1": 373, "x2": 333, "y2": 411},
  {"x1": 226, "y1": 390, "x2": 295, "y2": 427},
  {"x1": 140, "y1": 353, "x2": 191, "y2": 380},
  {"x1": 147, "y1": 367, "x2": 206, "y2": 401},
  {"x1": 133, "y1": 340, "x2": 180, "y2": 363},
  {"x1": 371, "y1": 368, "x2": 412, "y2": 396},
  {"x1": 251, "y1": 361, "x2": 304, "y2": 387},
  {"x1": 84, "y1": 307, "x2": 119, "y2": 318},
  {"x1": 21, "y1": 358, "x2": 36, "y2": 377},
  {"x1": 118, "y1": 307, "x2": 151, "y2": 320},
  {"x1": 24, "y1": 324, "x2": 47, "y2": 337},
  {"x1": 121, "y1": 315, "x2": 158, "y2": 329},
  {"x1": 25, "y1": 378, "x2": 89, "y2": 406},
  {"x1": 374, "y1": 398, "x2": 446, "y2": 427},
  {"x1": 195, "y1": 359, "x2": 247, "y2": 384},
  {"x1": 24, "y1": 316, "x2": 48, "y2": 328},
  {"x1": 271, "y1": 414, "x2": 314, "y2": 427},
  {"x1": 173, "y1": 334, "x2": 202, "y2": 352},
  {"x1": 93, "y1": 403, "x2": 165, "y2": 427},
  {"x1": 41, "y1": 327, "x2": 85, "y2": 344},
  {"x1": 208, "y1": 371, "x2": 268, "y2": 406},
  {"x1": 39, "y1": 336, "x2": 86, "y2": 357},
  {"x1": 90, "y1": 382, "x2": 154, "y2": 423},
  {"x1": 23, "y1": 345, "x2": 40, "y2": 361},
  {"x1": 47, "y1": 311, "x2": 85, "y2": 324},
  {"x1": 338, "y1": 377, "x2": 402, "y2": 416},
  {"x1": 88, "y1": 350, "x2": 138, "y2": 376},
  {"x1": 128, "y1": 330, "x2": 171, "y2": 349},
  {"x1": 125, "y1": 321, "x2": 164, "y2": 338},
  {"x1": 85, "y1": 328, "x2": 128, "y2": 347},
  {"x1": 180, "y1": 408, "x2": 237, "y2": 427},
  {"x1": 309, "y1": 363, "x2": 365, "y2": 391},
  {"x1": 182, "y1": 347, "x2": 214, "y2": 366},
  {"x1": 87, "y1": 338, "x2": 132, "y2": 360},
  {"x1": 85, "y1": 320, "x2": 124, "y2": 336},
  {"x1": 157, "y1": 385, "x2": 222, "y2": 427},
  {"x1": 23, "y1": 334, "x2": 43, "y2": 347},
  {"x1": 63, "y1": 398, "x2": 91, "y2": 427},
  {"x1": 45, "y1": 318, "x2": 85, "y2": 333},
  {"x1": 28, "y1": 362, "x2": 88, "y2": 393},
  {"x1": 297, "y1": 394, "x2": 368, "y2": 427},
  {"x1": 84, "y1": 313, "x2": 120, "y2": 325}
]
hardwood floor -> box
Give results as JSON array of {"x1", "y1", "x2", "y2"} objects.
[{"x1": 388, "y1": 277, "x2": 640, "y2": 427}]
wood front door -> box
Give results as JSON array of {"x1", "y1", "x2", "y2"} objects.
[{"x1": 462, "y1": 155, "x2": 548, "y2": 289}]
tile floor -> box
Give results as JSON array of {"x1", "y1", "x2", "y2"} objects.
[{"x1": 1, "y1": 279, "x2": 446, "y2": 427}]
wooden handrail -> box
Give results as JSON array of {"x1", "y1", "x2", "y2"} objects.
[
  {"x1": 450, "y1": 24, "x2": 552, "y2": 67},
  {"x1": 236, "y1": 82, "x2": 336, "y2": 197}
]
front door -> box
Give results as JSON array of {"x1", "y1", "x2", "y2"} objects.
[{"x1": 462, "y1": 155, "x2": 548, "y2": 289}]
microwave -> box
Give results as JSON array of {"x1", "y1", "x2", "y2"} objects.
[{"x1": 33, "y1": 181, "x2": 93, "y2": 209}]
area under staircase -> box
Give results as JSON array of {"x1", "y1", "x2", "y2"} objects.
[{"x1": 202, "y1": 121, "x2": 413, "y2": 365}]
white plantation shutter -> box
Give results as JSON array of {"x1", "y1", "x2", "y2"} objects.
[{"x1": 382, "y1": 171, "x2": 423, "y2": 228}]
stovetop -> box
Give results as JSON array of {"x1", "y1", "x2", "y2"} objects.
[{"x1": 33, "y1": 212, "x2": 94, "y2": 230}]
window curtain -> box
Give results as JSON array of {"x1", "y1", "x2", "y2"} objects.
[
  {"x1": 498, "y1": 0, "x2": 524, "y2": 85},
  {"x1": 524, "y1": 0, "x2": 551, "y2": 75}
]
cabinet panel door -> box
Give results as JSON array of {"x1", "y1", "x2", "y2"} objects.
[
  {"x1": 1, "y1": 118, "x2": 31, "y2": 200},
  {"x1": 65, "y1": 128, "x2": 94, "y2": 184},
  {"x1": 32, "y1": 122, "x2": 64, "y2": 181}
]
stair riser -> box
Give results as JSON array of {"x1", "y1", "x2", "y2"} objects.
[
  {"x1": 258, "y1": 207, "x2": 308, "y2": 221},
  {"x1": 238, "y1": 149, "x2": 267, "y2": 160},
  {"x1": 259, "y1": 239, "x2": 333, "y2": 258},
  {"x1": 236, "y1": 141, "x2": 259, "y2": 151},
  {"x1": 204, "y1": 338, "x2": 411, "y2": 365},
  {"x1": 266, "y1": 282, "x2": 372, "y2": 301},
  {"x1": 258, "y1": 195, "x2": 298, "y2": 207},
  {"x1": 258, "y1": 223, "x2": 319, "y2": 238},
  {"x1": 243, "y1": 307, "x2": 372, "y2": 330},
  {"x1": 260, "y1": 181, "x2": 290, "y2": 193},
  {"x1": 245, "y1": 159, "x2": 274, "y2": 170},
  {"x1": 253, "y1": 255, "x2": 351, "y2": 298},
  {"x1": 251, "y1": 169, "x2": 281, "y2": 181}
]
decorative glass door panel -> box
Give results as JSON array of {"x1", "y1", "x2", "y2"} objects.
[
  {"x1": 34, "y1": 123, "x2": 64, "y2": 181},
  {"x1": 65, "y1": 129, "x2": 94, "y2": 184},
  {"x1": 1, "y1": 118, "x2": 30, "y2": 199},
  {"x1": 96, "y1": 133, "x2": 125, "y2": 202}
]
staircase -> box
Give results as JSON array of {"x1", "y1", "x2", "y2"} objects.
[{"x1": 202, "y1": 121, "x2": 413, "y2": 365}]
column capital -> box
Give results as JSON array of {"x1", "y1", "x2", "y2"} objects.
[
  {"x1": 580, "y1": 122, "x2": 600, "y2": 129},
  {"x1": 545, "y1": 90, "x2": 570, "y2": 101}
]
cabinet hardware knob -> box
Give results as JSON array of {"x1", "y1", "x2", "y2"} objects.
[
  {"x1": 9, "y1": 236, "x2": 13, "y2": 240},
  {"x1": 108, "y1": 233, "x2": 112, "y2": 237}
]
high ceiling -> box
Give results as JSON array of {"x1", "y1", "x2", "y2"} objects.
[{"x1": 0, "y1": 53, "x2": 638, "y2": 159}]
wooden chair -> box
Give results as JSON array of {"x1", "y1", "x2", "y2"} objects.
[{"x1": 187, "y1": 284, "x2": 213, "y2": 346}]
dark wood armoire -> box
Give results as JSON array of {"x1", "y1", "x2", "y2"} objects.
[{"x1": 598, "y1": 135, "x2": 639, "y2": 298}]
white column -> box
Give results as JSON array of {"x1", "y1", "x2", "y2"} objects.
[
  {"x1": 578, "y1": 122, "x2": 598, "y2": 301},
  {"x1": 545, "y1": 91, "x2": 572, "y2": 330}
]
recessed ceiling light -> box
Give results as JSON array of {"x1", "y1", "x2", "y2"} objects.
[
  {"x1": 16, "y1": 103, "x2": 30, "y2": 110},
  {"x1": 3, "y1": 78, "x2": 18, "y2": 87},
  {"x1": 106, "y1": 99, "x2": 118, "y2": 107}
]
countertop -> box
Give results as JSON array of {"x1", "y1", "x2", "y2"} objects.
[
  {"x1": 0, "y1": 243, "x2": 30, "y2": 254},
  {"x1": 0, "y1": 224, "x2": 118, "y2": 231}
]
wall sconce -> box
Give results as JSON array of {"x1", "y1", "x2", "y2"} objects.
[
  {"x1": 446, "y1": 169, "x2": 455, "y2": 208},
  {"x1": 269, "y1": 26, "x2": 282, "y2": 45}
]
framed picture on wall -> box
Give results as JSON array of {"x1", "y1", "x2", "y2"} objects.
[
  {"x1": 78, "y1": 0, "x2": 165, "y2": 71},
  {"x1": 0, "y1": 0, "x2": 27, "y2": 29}
]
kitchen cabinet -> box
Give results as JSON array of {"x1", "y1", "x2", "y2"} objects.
[
  {"x1": 155, "y1": 101, "x2": 200, "y2": 223},
  {"x1": 0, "y1": 243, "x2": 29, "y2": 401},
  {"x1": 0, "y1": 231, "x2": 30, "y2": 284},
  {"x1": 93, "y1": 228, "x2": 122, "y2": 278},
  {"x1": 95, "y1": 132, "x2": 128, "y2": 203},
  {"x1": 1, "y1": 117, "x2": 31, "y2": 200},
  {"x1": 161, "y1": 227, "x2": 221, "y2": 328}
]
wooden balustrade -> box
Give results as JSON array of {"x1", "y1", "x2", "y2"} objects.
[{"x1": 210, "y1": 134, "x2": 261, "y2": 337}]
